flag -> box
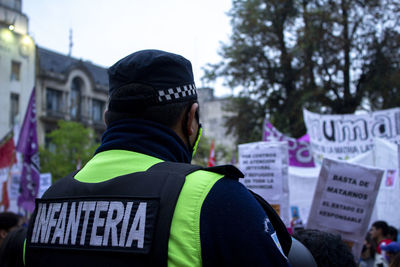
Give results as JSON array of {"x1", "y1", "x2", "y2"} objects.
[
  {"x1": 263, "y1": 119, "x2": 315, "y2": 167},
  {"x1": 207, "y1": 140, "x2": 215, "y2": 167},
  {"x1": 17, "y1": 88, "x2": 40, "y2": 213},
  {"x1": 0, "y1": 131, "x2": 16, "y2": 211}
]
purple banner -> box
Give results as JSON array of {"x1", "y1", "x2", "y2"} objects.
[
  {"x1": 263, "y1": 120, "x2": 315, "y2": 167},
  {"x1": 16, "y1": 88, "x2": 40, "y2": 213}
]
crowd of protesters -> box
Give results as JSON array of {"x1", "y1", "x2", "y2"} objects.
[{"x1": 359, "y1": 220, "x2": 400, "y2": 267}]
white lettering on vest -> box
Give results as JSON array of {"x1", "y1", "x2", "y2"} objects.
[
  {"x1": 51, "y1": 202, "x2": 68, "y2": 244},
  {"x1": 30, "y1": 200, "x2": 150, "y2": 251},
  {"x1": 103, "y1": 201, "x2": 124, "y2": 246},
  {"x1": 119, "y1": 202, "x2": 133, "y2": 247},
  {"x1": 90, "y1": 201, "x2": 109, "y2": 246},
  {"x1": 80, "y1": 201, "x2": 96, "y2": 245},
  {"x1": 125, "y1": 202, "x2": 146, "y2": 248},
  {"x1": 64, "y1": 202, "x2": 83, "y2": 245}
]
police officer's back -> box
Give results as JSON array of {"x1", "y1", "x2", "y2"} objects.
[{"x1": 24, "y1": 50, "x2": 291, "y2": 267}]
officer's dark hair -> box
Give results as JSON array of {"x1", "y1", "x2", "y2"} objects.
[
  {"x1": 105, "y1": 83, "x2": 199, "y2": 128},
  {"x1": 388, "y1": 226, "x2": 398, "y2": 241},
  {"x1": 391, "y1": 253, "x2": 400, "y2": 267},
  {"x1": 0, "y1": 212, "x2": 20, "y2": 231},
  {"x1": 293, "y1": 229, "x2": 356, "y2": 267},
  {"x1": 372, "y1": 220, "x2": 390, "y2": 237}
]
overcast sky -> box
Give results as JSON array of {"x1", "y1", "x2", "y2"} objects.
[{"x1": 23, "y1": 0, "x2": 233, "y2": 96}]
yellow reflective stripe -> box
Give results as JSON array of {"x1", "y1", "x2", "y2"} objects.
[
  {"x1": 168, "y1": 170, "x2": 224, "y2": 267},
  {"x1": 74, "y1": 150, "x2": 163, "y2": 183}
]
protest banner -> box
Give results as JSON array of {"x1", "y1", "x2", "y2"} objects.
[
  {"x1": 303, "y1": 108, "x2": 400, "y2": 163},
  {"x1": 307, "y1": 158, "x2": 384, "y2": 257},
  {"x1": 263, "y1": 119, "x2": 315, "y2": 167},
  {"x1": 238, "y1": 141, "x2": 290, "y2": 225},
  {"x1": 37, "y1": 173, "x2": 52, "y2": 198}
]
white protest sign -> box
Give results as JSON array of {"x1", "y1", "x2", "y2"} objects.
[
  {"x1": 303, "y1": 108, "x2": 400, "y2": 163},
  {"x1": 238, "y1": 141, "x2": 290, "y2": 225},
  {"x1": 307, "y1": 158, "x2": 384, "y2": 257},
  {"x1": 37, "y1": 173, "x2": 52, "y2": 198}
]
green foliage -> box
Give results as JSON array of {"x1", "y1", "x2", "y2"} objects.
[
  {"x1": 223, "y1": 96, "x2": 265, "y2": 145},
  {"x1": 204, "y1": 0, "x2": 400, "y2": 138},
  {"x1": 39, "y1": 120, "x2": 99, "y2": 182}
]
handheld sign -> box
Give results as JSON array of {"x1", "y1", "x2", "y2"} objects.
[
  {"x1": 239, "y1": 141, "x2": 290, "y2": 225},
  {"x1": 307, "y1": 158, "x2": 384, "y2": 257}
]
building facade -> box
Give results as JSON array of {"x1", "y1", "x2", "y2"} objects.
[
  {"x1": 0, "y1": 0, "x2": 35, "y2": 138},
  {"x1": 0, "y1": 0, "x2": 235, "y2": 152},
  {"x1": 197, "y1": 87, "x2": 236, "y2": 149},
  {"x1": 35, "y1": 47, "x2": 108, "y2": 145}
]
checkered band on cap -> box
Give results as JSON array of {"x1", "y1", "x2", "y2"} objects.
[{"x1": 157, "y1": 84, "x2": 197, "y2": 103}]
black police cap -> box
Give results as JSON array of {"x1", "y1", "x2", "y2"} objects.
[{"x1": 108, "y1": 50, "x2": 197, "y2": 112}]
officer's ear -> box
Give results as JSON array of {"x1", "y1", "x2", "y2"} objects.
[
  {"x1": 104, "y1": 109, "x2": 109, "y2": 127},
  {"x1": 0, "y1": 229, "x2": 7, "y2": 240},
  {"x1": 186, "y1": 103, "x2": 199, "y2": 137}
]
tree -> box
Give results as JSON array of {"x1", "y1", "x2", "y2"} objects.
[
  {"x1": 204, "y1": 0, "x2": 400, "y2": 139},
  {"x1": 39, "y1": 120, "x2": 99, "y2": 182},
  {"x1": 223, "y1": 96, "x2": 265, "y2": 145}
]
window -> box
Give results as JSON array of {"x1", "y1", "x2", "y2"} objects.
[
  {"x1": 70, "y1": 78, "x2": 82, "y2": 120},
  {"x1": 92, "y1": 99, "x2": 104, "y2": 122},
  {"x1": 9, "y1": 93, "x2": 19, "y2": 127},
  {"x1": 46, "y1": 88, "x2": 63, "y2": 114},
  {"x1": 11, "y1": 61, "x2": 21, "y2": 81}
]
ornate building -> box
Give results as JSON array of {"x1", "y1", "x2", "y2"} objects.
[
  {"x1": 0, "y1": 0, "x2": 234, "y2": 152},
  {"x1": 35, "y1": 47, "x2": 108, "y2": 145},
  {"x1": 0, "y1": 0, "x2": 35, "y2": 138}
]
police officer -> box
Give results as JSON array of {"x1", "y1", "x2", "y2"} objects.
[{"x1": 25, "y1": 50, "x2": 290, "y2": 266}]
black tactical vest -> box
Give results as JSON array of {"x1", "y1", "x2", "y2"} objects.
[{"x1": 25, "y1": 162, "x2": 291, "y2": 267}]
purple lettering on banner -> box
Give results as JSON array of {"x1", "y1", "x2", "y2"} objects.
[
  {"x1": 263, "y1": 120, "x2": 315, "y2": 167},
  {"x1": 17, "y1": 88, "x2": 40, "y2": 213}
]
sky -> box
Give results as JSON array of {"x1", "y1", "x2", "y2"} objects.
[{"x1": 23, "y1": 0, "x2": 233, "y2": 96}]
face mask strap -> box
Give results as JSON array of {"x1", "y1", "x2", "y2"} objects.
[{"x1": 192, "y1": 124, "x2": 202, "y2": 158}]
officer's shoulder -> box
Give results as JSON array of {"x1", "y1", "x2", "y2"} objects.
[{"x1": 191, "y1": 164, "x2": 244, "y2": 180}]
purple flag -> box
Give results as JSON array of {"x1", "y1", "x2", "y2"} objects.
[
  {"x1": 17, "y1": 88, "x2": 40, "y2": 213},
  {"x1": 263, "y1": 119, "x2": 315, "y2": 167}
]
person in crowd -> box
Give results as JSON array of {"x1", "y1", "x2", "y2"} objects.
[
  {"x1": 23, "y1": 49, "x2": 291, "y2": 266},
  {"x1": 381, "y1": 242, "x2": 400, "y2": 266},
  {"x1": 0, "y1": 226, "x2": 26, "y2": 267},
  {"x1": 360, "y1": 233, "x2": 377, "y2": 267},
  {"x1": 0, "y1": 212, "x2": 22, "y2": 247},
  {"x1": 388, "y1": 226, "x2": 398, "y2": 242},
  {"x1": 293, "y1": 229, "x2": 356, "y2": 267},
  {"x1": 370, "y1": 221, "x2": 393, "y2": 255}
]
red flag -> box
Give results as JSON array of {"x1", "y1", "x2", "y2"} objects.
[
  {"x1": 207, "y1": 140, "x2": 215, "y2": 167},
  {"x1": 1, "y1": 180, "x2": 9, "y2": 210},
  {"x1": 0, "y1": 132, "x2": 16, "y2": 211},
  {"x1": 0, "y1": 132, "x2": 16, "y2": 168}
]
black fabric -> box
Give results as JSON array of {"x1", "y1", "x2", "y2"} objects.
[
  {"x1": 95, "y1": 119, "x2": 192, "y2": 163},
  {"x1": 0, "y1": 227, "x2": 26, "y2": 267},
  {"x1": 204, "y1": 165, "x2": 244, "y2": 179},
  {"x1": 108, "y1": 49, "x2": 196, "y2": 99},
  {"x1": 249, "y1": 190, "x2": 292, "y2": 257},
  {"x1": 25, "y1": 162, "x2": 201, "y2": 267},
  {"x1": 200, "y1": 179, "x2": 290, "y2": 267}
]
